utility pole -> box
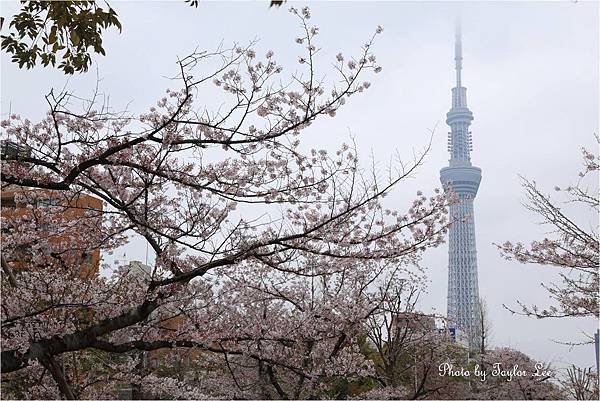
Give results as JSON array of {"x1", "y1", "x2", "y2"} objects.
[{"x1": 595, "y1": 329, "x2": 599, "y2": 381}]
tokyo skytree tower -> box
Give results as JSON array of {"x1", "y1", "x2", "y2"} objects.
[{"x1": 440, "y1": 21, "x2": 482, "y2": 346}]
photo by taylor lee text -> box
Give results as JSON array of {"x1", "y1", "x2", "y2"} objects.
[{"x1": 438, "y1": 362, "x2": 553, "y2": 381}]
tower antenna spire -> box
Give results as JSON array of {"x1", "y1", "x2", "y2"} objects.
[{"x1": 455, "y1": 17, "x2": 462, "y2": 88}]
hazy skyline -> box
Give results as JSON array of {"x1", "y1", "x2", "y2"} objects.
[{"x1": 1, "y1": 0, "x2": 598, "y2": 371}]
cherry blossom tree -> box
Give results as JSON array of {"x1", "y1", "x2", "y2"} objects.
[
  {"x1": 559, "y1": 365, "x2": 599, "y2": 400},
  {"x1": 362, "y1": 281, "x2": 462, "y2": 399},
  {"x1": 471, "y1": 347, "x2": 564, "y2": 400},
  {"x1": 1, "y1": 8, "x2": 449, "y2": 399},
  {"x1": 498, "y1": 142, "x2": 599, "y2": 321},
  {"x1": 357, "y1": 345, "x2": 564, "y2": 400},
  {"x1": 357, "y1": 283, "x2": 562, "y2": 400},
  {"x1": 495, "y1": 142, "x2": 598, "y2": 400}
]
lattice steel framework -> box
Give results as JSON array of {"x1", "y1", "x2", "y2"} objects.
[{"x1": 440, "y1": 21, "x2": 482, "y2": 346}]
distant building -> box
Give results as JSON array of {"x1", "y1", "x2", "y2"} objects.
[
  {"x1": 1, "y1": 188, "x2": 103, "y2": 277},
  {"x1": 393, "y1": 312, "x2": 437, "y2": 334},
  {"x1": 128, "y1": 260, "x2": 153, "y2": 282},
  {"x1": 440, "y1": 21, "x2": 482, "y2": 348},
  {"x1": 0, "y1": 139, "x2": 31, "y2": 161},
  {"x1": 391, "y1": 312, "x2": 470, "y2": 348}
]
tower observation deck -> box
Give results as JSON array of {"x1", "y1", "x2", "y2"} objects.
[{"x1": 440, "y1": 21, "x2": 482, "y2": 347}]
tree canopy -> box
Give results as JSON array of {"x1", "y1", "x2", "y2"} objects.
[{"x1": 0, "y1": 0, "x2": 283, "y2": 74}]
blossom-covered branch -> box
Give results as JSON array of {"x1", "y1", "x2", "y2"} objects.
[{"x1": 497, "y1": 142, "x2": 599, "y2": 320}]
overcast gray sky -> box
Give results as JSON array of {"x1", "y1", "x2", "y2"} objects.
[{"x1": 1, "y1": 0, "x2": 598, "y2": 371}]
